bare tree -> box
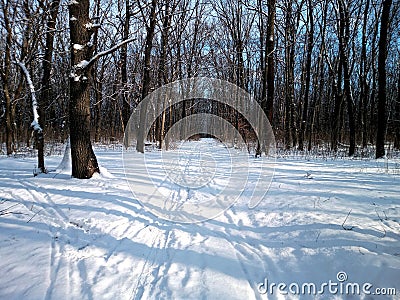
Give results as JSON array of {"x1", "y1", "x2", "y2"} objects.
[
  {"x1": 36, "y1": 0, "x2": 61, "y2": 173},
  {"x1": 298, "y1": 0, "x2": 314, "y2": 151},
  {"x1": 1, "y1": 0, "x2": 14, "y2": 155},
  {"x1": 283, "y1": 0, "x2": 301, "y2": 149},
  {"x1": 395, "y1": 70, "x2": 400, "y2": 150},
  {"x1": 68, "y1": 0, "x2": 135, "y2": 178},
  {"x1": 136, "y1": 0, "x2": 158, "y2": 153},
  {"x1": 376, "y1": 0, "x2": 393, "y2": 158},
  {"x1": 68, "y1": 0, "x2": 100, "y2": 178},
  {"x1": 359, "y1": 0, "x2": 370, "y2": 149},
  {"x1": 336, "y1": 0, "x2": 356, "y2": 156}
]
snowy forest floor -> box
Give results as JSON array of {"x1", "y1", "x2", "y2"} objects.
[{"x1": 0, "y1": 139, "x2": 399, "y2": 299}]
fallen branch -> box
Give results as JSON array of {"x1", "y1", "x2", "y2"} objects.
[
  {"x1": 14, "y1": 61, "x2": 42, "y2": 132},
  {"x1": 0, "y1": 203, "x2": 20, "y2": 215},
  {"x1": 342, "y1": 209, "x2": 355, "y2": 230},
  {"x1": 26, "y1": 208, "x2": 43, "y2": 223}
]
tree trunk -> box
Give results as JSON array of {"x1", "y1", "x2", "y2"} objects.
[
  {"x1": 137, "y1": 0, "x2": 157, "y2": 153},
  {"x1": 68, "y1": 0, "x2": 100, "y2": 178},
  {"x1": 265, "y1": 0, "x2": 276, "y2": 125},
  {"x1": 376, "y1": 0, "x2": 392, "y2": 158},
  {"x1": 394, "y1": 72, "x2": 400, "y2": 150},
  {"x1": 37, "y1": 0, "x2": 60, "y2": 172},
  {"x1": 338, "y1": 0, "x2": 356, "y2": 156},
  {"x1": 257, "y1": 0, "x2": 275, "y2": 155},
  {"x1": 359, "y1": 0, "x2": 369, "y2": 149},
  {"x1": 298, "y1": 0, "x2": 313, "y2": 151},
  {"x1": 92, "y1": 0, "x2": 102, "y2": 143},
  {"x1": 1, "y1": 1, "x2": 13, "y2": 155},
  {"x1": 157, "y1": 0, "x2": 171, "y2": 149},
  {"x1": 284, "y1": 0, "x2": 296, "y2": 149},
  {"x1": 121, "y1": 0, "x2": 130, "y2": 130}
]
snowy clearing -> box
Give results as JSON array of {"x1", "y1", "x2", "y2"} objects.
[{"x1": 0, "y1": 139, "x2": 399, "y2": 299}]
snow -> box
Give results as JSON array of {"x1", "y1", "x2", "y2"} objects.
[
  {"x1": 67, "y1": 0, "x2": 79, "y2": 5},
  {"x1": 76, "y1": 60, "x2": 89, "y2": 69},
  {"x1": 0, "y1": 139, "x2": 399, "y2": 299},
  {"x1": 85, "y1": 23, "x2": 101, "y2": 30},
  {"x1": 73, "y1": 44, "x2": 84, "y2": 51},
  {"x1": 70, "y1": 74, "x2": 81, "y2": 82},
  {"x1": 69, "y1": 60, "x2": 89, "y2": 82},
  {"x1": 16, "y1": 61, "x2": 42, "y2": 132}
]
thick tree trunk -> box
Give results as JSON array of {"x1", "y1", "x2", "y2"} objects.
[
  {"x1": 376, "y1": 0, "x2": 392, "y2": 158},
  {"x1": 68, "y1": 0, "x2": 100, "y2": 178}
]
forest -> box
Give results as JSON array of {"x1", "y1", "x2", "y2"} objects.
[
  {"x1": 1, "y1": 0, "x2": 399, "y2": 178},
  {"x1": 1, "y1": 1, "x2": 400, "y2": 296}
]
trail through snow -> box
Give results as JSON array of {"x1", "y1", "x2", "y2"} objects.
[{"x1": 0, "y1": 139, "x2": 399, "y2": 299}]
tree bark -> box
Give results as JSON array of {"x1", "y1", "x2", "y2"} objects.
[
  {"x1": 121, "y1": 0, "x2": 130, "y2": 130},
  {"x1": 92, "y1": 0, "x2": 102, "y2": 143},
  {"x1": 157, "y1": 0, "x2": 171, "y2": 149},
  {"x1": 68, "y1": 0, "x2": 100, "y2": 178},
  {"x1": 259, "y1": 0, "x2": 276, "y2": 125},
  {"x1": 136, "y1": 0, "x2": 157, "y2": 153},
  {"x1": 394, "y1": 72, "x2": 400, "y2": 150},
  {"x1": 298, "y1": 0, "x2": 313, "y2": 151},
  {"x1": 338, "y1": 0, "x2": 356, "y2": 156},
  {"x1": 376, "y1": 0, "x2": 392, "y2": 158},
  {"x1": 284, "y1": 0, "x2": 297, "y2": 149},
  {"x1": 37, "y1": 0, "x2": 60, "y2": 172},
  {"x1": 359, "y1": 0, "x2": 370, "y2": 149},
  {"x1": 1, "y1": 0, "x2": 13, "y2": 155}
]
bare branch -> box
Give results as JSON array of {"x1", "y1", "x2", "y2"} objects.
[
  {"x1": 86, "y1": 37, "x2": 136, "y2": 69},
  {"x1": 14, "y1": 61, "x2": 42, "y2": 132}
]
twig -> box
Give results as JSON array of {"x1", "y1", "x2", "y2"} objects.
[
  {"x1": 315, "y1": 231, "x2": 321, "y2": 242},
  {"x1": 374, "y1": 209, "x2": 387, "y2": 238},
  {"x1": 26, "y1": 208, "x2": 43, "y2": 223},
  {"x1": 342, "y1": 209, "x2": 355, "y2": 230},
  {"x1": 0, "y1": 203, "x2": 20, "y2": 215},
  {"x1": 375, "y1": 208, "x2": 383, "y2": 222}
]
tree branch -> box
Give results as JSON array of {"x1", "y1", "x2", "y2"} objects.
[
  {"x1": 86, "y1": 37, "x2": 136, "y2": 69},
  {"x1": 14, "y1": 61, "x2": 42, "y2": 132}
]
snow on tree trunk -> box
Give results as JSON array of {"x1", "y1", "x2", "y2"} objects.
[
  {"x1": 57, "y1": 137, "x2": 72, "y2": 173},
  {"x1": 68, "y1": 0, "x2": 100, "y2": 179},
  {"x1": 16, "y1": 61, "x2": 46, "y2": 172}
]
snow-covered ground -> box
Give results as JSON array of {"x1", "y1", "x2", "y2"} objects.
[{"x1": 0, "y1": 139, "x2": 399, "y2": 299}]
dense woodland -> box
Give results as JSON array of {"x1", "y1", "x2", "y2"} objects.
[{"x1": 1, "y1": 0, "x2": 399, "y2": 178}]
